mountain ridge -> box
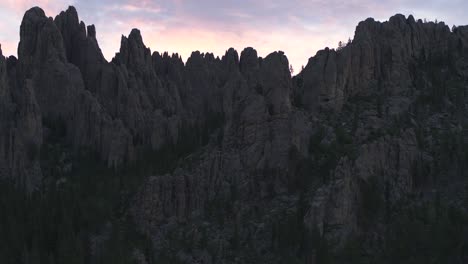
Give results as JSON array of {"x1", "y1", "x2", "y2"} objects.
[{"x1": 0, "y1": 5, "x2": 467, "y2": 264}]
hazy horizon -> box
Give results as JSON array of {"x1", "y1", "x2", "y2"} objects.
[{"x1": 0, "y1": 0, "x2": 466, "y2": 71}]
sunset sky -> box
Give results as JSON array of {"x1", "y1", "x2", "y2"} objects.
[{"x1": 0, "y1": 0, "x2": 466, "y2": 70}]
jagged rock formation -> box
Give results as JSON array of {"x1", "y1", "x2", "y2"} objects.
[
  {"x1": 293, "y1": 15, "x2": 467, "y2": 111},
  {"x1": 131, "y1": 13, "x2": 468, "y2": 263},
  {"x1": 0, "y1": 6, "x2": 467, "y2": 264},
  {"x1": 0, "y1": 43, "x2": 42, "y2": 189}
]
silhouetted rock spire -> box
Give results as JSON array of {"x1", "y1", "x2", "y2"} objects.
[
  {"x1": 293, "y1": 13, "x2": 458, "y2": 111},
  {"x1": 2, "y1": 7, "x2": 468, "y2": 262}
]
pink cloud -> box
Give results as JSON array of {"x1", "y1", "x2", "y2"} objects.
[
  {"x1": 0, "y1": 0, "x2": 74, "y2": 57},
  {"x1": 95, "y1": 17, "x2": 348, "y2": 72},
  {"x1": 0, "y1": 0, "x2": 69, "y2": 16},
  {"x1": 0, "y1": 0, "x2": 466, "y2": 73},
  {"x1": 0, "y1": 0, "x2": 389, "y2": 73},
  {"x1": 0, "y1": 40, "x2": 17, "y2": 57}
]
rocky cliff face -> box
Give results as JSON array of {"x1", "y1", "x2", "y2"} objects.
[
  {"x1": 0, "y1": 42, "x2": 42, "y2": 190},
  {"x1": 1, "y1": 6, "x2": 467, "y2": 264},
  {"x1": 293, "y1": 15, "x2": 466, "y2": 111}
]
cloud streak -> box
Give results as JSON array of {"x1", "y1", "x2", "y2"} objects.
[{"x1": 0, "y1": 0, "x2": 466, "y2": 70}]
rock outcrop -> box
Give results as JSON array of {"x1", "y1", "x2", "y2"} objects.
[
  {"x1": 0, "y1": 35, "x2": 42, "y2": 190},
  {"x1": 292, "y1": 14, "x2": 465, "y2": 112},
  {"x1": 132, "y1": 13, "x2": 468, "y2": 263},
  {"x1": 1, "y1": 6, "x2": 467, "y2": 263}
]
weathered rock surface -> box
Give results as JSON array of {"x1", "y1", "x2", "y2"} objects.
[
  {"x1": 293, "y1": 14, "x2": 466, "y2": 112},
  {"x1": 131, "y1": 13, "x2": 468, "y2": 263},
  {"x1": 1, "y1": 6, "x2": 467, "y2": 263},
  {"x1": 0, "y1": 43, "x2": 42, "y2": 190}
]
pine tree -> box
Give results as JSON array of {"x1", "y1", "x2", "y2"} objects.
[{"x1": 338, "y1": 41, "x2": 344, "y2": 50}]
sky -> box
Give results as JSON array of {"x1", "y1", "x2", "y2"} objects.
[{"x1": 0, "y1": 0, "x2": 466, "y2": 71}]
